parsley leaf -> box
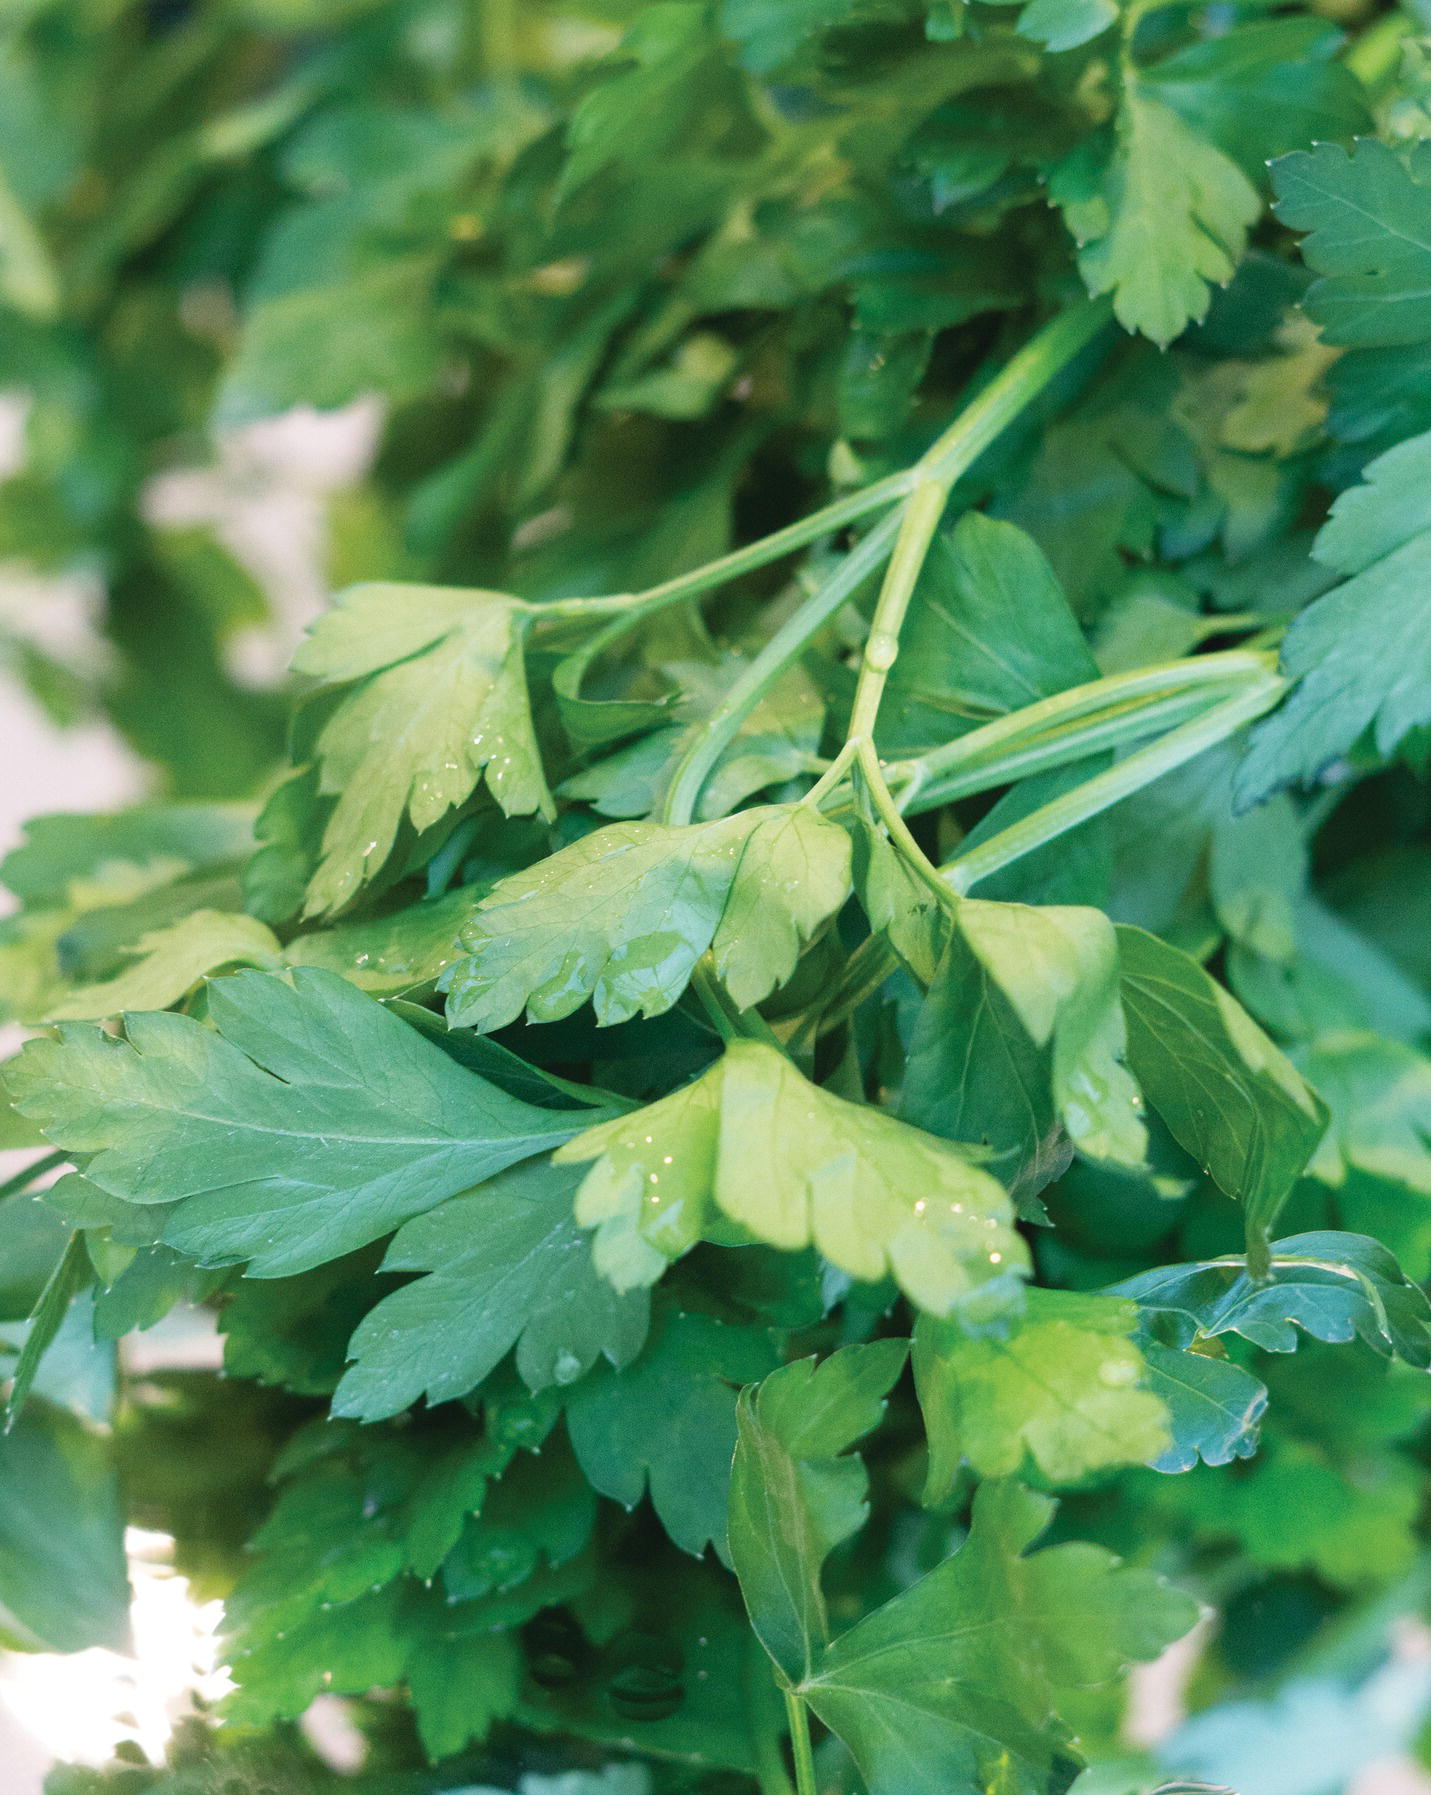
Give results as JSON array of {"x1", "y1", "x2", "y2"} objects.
[
  {"x1": 1113, "y1": 1230, "x2": 1431, "y2": 1368},
  {"x1": 913, "y1": 1289, "x2": 1169, "y2": 1492},
  {"x1": 5, "y1": 968, "x2": 586, "y2": 1277},
  {"x1": 797, "y1": 1479, "x2": 1199, "y2": 1795},
  {"x1": 729, "y1": 1342, "x2": 908, "y2": 1680},
  {"x1": 1236, "y1": 429, "x2": 1431, "y2": 803},
  {"x1": 905, "y1": 900, "x2": 1147, "y2": 1206},
  {"x1": 558, "y1": 1038, "x2": 1029, "y2": 1320},
  {"x1": 566, "y1": 1307, "x2": 779, "y2": 1561},
  {"x1": 1115, "y1": 925, "x2": 1328, "y2": 1272},
  {"x1": 332, "y1": 1160, "x2": 650, "y2": 1423},
  {"x1": 293, "y1": 583, "x2": 552, "y2": 918},
  {"x1": 442, "y1": 803, "x2": 851, "y2": 1029},
  {"x1": 1055, "y1": 91, "x2": 1259, "y2": 346}
]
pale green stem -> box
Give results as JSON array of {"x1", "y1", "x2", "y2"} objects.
[
  {"x1": 541, "y1": 472, "x2": 911, "y2": 624},
  {"x1": 784, "y1": 1686, "x2": 819, "y2": 1795},
  {"x1": 543, "y1": 298, "x2": 1111, "y2": 631},
  {"x1": 901, "y1": 650, "x2": 1278, "y2": 812},
  {"x1": 846, "y1": 480, "x2": 949, "y2": 743},
  {"x1": 943, "y1": 673, "x2": 1285, "y2": 893},
  {"x1": 661, "y1": 509, "x2": 902, "y2": 825}
]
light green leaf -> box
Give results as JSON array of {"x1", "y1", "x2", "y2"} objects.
[
  {"x1": 331, "y1": 1160, "x2": 650, "y2": 1422},
  {"x1": 293, "y1": 583, "x2": 551, "y2": 917},
  {"x1": 1115, "y1": 925, "x2": 1328, "y2": 1273},
  {"x1": 5, "y1": 968, "x2": 581, "y2": 1278},
  {"x1": 728, "y1": 1342, "x2": 907, "y2": 1681},
  {"x1": 913, "y1": 1289, "x2": 1168, "y2": 1494},
  {"x1": 1301, "y1": 1030, "x2": 1431, "y2": 1195},
  {"x1": 44, "y1": 910, "x2": 283, "y2": 1020},
  {"x1": 566, "y1": 1308, "x2": 779, "y2": 1560},
  {"x1": 1236, "y1": 429, "x2": 1431, "y2": 804},
  {"x1": 443, "y1": 804, "x2": 851, "y2": 1030},
  {"x1": 1055, "y1": 92, "x2": 1259, "y2": 346},
  {"x1": 797, "y1": 1480, "x2": 1199, "y2": 1795},
  {"x1": 904, "y1": 900, "x2": 1147, "y2": 1205},
  {"x1": 558, "y1": 1038, "x2": 1028, "y2": 1320}
]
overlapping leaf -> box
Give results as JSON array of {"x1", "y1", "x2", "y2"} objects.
[
  {"x1": 332, "y1": 1160, "x2": 650, "y2": 1423},
  {"x1": 1236, "y1": 429, "x2": 1431, "y2": 803},
  {"x1": 913, "y1": 1289, "x2": 1168, "y2": 1492},
  {"x1": 792, "y1": 1480, "x2": 1199, "y2": 1795},
  {"x1": 293, "y1": 583, "x2": 551, "y2": 917},
  {"x1": 905, "y1": 899, "x2": 1146, "y2": 1206},
  {"x1": 443, "y1": 803, "x2": 851, "y2": 1030},
  {"x1": 1115, "y1": 926, "x2": 1328, "y2": 1272},
  {"x1": 5, "y1": 968, "x2": 585, "y2": 1277},
  {"x1": 558, "y1": 1038, "x2": 1029, "y2": 1320},
  {"x1": 1113, "y1": 1231, "x2": 1431, "y2": 1368}
]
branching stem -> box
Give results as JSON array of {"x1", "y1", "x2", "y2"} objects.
[{"x1": 784, "y1": 1686, "x2": 819, "y2": 1795}]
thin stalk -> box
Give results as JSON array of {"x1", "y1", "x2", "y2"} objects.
[
  {"x1": 855, "y1": 739, "x2": 954, "y2": 911},
  {"x1": 908, "y1": 650, "x2": 1276, "y2": 792},
  {"x1": 944, "y1": 673, "x2": 1285, "y2": 892},
  {"x1": 903, "y1": 683, "x2": 1237, "y2": 811},
  {"x1": 0, "y1": 1150, "x2": 66, "y2": 1204},
  {"x1": 661, "y1": 509, "x2": 902, "y2": 825},
  {"x1": 913, "y1": 296, "x2": 1111, "y2": 488},
  {"x1": 542, "y1": 471, "x2": 911, "y2": 624},
  {"x1": 847, "y1": 479, "x2": 948, "y2": 740},
  {"x1": 542, "y1": 298, "x2": 1110, "y2": 632},
  {"x1": 784, "y1": 1686, "x2": 819, "y2": 1795},
  {"x1": 902, "y1": 664, "x2": 1276, "y2": 813}
]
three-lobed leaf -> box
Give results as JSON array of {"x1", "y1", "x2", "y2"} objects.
[
  {"x1": 294, "y1": 583, "x2": 551, "y2": 918},
  {"x1": 558, "y1": 1038, "x2": 1029, "y2": 1321},
  {"x1": 443, "y1": 803, "x2": 851, "y2": 1030},
  {"x1": 795, "y1": 1479, "x2": 1199, "y2": 1795}
]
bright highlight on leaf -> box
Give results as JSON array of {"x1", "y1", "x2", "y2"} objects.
[
  {"x1": 558, "y1": 1038, "x2": 1029, "y2": 1320},
  {"x1": 294, "y1": 583, "x2": 552, "y2": 917},
  {"x1": 913, "y1": 1288, "x2": 1169, "y2": 1492},
  {"x1": 443, "y1": 803, "x2": 851, "y2": 1029}
]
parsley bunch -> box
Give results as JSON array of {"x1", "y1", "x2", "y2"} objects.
[{"x1": 6, "y1": 4, "x2": 1431, "y2": 1794}]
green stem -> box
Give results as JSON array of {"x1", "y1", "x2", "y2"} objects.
[
  {"x1": 543, "y1": 472, "x2": 911, "y2": 625},
  {"x1": 901, "y1": 650, "x2": 1278, "y2": 812},
  {"x1": 943, "y1": 672, "x2": 1285, "y2": 892},
  {"x1": 847, "y1": 479, "x2": 948, "y2": 741},
  {"x1": 543, "y1": 297, "x2": 1110, "y2": 633},
  {"x1": 784, "y1": 1685, "x2": 819, "y2": 1795},
  {"x1": 855, "y1": 739, "x2": 954, "y2": 911},
  {"x1": 912, "y1": 296, "x2": 1111, "y2": 488},
  {"x1": 662, "y1": 508, "x2": 902, "y2": 825},
  {"x1": 0, "y1": 1150, "x2": 66, "y2": 1205}
]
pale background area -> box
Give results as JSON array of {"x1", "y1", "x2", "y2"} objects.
[{"x1": 0, "y1": 399, "x2": 1425, "y2": 1792}]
